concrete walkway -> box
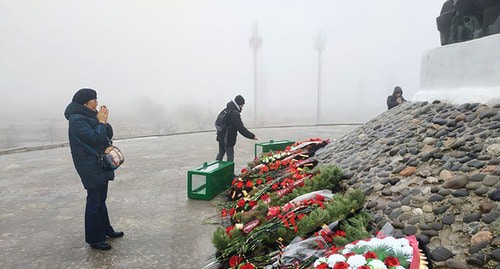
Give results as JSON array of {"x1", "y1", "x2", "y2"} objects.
[{"x1": 0, "y1": 125, "x2": 357, "y2": 269}]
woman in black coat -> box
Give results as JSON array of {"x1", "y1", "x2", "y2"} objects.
[
  {"x1": 216, "y1": 95, "x2": 258, "y2": 162},
  {"x1": 64, "y1": 88, "x2": 123, "y2": 250}
]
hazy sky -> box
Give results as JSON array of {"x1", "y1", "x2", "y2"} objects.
[{"x1": 0, "y1": 0, "x2": 443, "y2": 125}]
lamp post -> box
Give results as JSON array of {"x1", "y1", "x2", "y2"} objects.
[
  {"x1": 249, "y1": 22, "x2": 262, "y2": 126},
  {"x1": 314, "y1": 32, "x2": 326, "y2": 125}
]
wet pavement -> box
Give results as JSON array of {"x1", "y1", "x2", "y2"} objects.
[{"x1": 0, "y1": 125, "x2": 357, "y2": 269}]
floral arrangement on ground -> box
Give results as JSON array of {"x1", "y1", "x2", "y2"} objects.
[
  {"x1": 210, "y1": 138, "x2": 427, "y2": 269},
  {"x1": 312, "y1": 235, "x2": 422, "y2": 269}
]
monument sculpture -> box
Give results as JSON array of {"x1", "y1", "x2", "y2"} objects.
[{"x1": 437, "y1": 0, "x2": 500, "y2": 45}]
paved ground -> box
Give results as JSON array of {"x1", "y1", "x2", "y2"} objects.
[{"x1": 0, "y1": 125, "x2": 358, "y2": 269}]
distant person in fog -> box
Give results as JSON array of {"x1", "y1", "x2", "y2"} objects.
[
  {"x1": 215, "y1": 95, "x2": 258, "y2": 162},
  {"x1": 64, "y1": 88, "x2": 124, "y2": 251},
  {"x1": 387, "y1": 86, "x2": 407, "y2": 109}
]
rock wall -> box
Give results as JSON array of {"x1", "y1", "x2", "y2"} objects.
[{"x1": 317, "y1": 101, "x2": 500, "y2": 268}]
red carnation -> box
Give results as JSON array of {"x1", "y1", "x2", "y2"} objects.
[
  {"x1": 282, "y1": 203, "x2": 294, "y2": 212},
  {"x1": 237, "y1": 199, "x2": 246, "y2": 208},
  {"x1": 358, "y1": 266, "x2": 370, "y2": 269},
  {"x1": 363, "y1": 251, "x2": 377, "y2": 259},
  {"x1": 267, "y1": 206, "x2": 281, "y2": 217},
  {"x1": 228, "y1": 255, "x2": 243, "y2": 268},
  {"x1": 333, "y1": 261, "x2": 349, "y2": 269},
  {"x1": 334, "y1": 230, "x2": 346, "y2": 237},
  {"x1": 256, "y1": 178, "x2": 263, "y2": 185},
  {"x1": 329, "y1": 245, "x2": 341, "y2": 253},
  {"x1": 225, "y1": 226, "x2": 234, "y2": 235},
  {"x1": 235, "y1": 182, "x2": 244, "y2": 189},
  {"x1": 229, "y1": 208, "x2": 236, "y2": 216},
  {"x1": 249, "y1": 200, "x2": 257, "y2": 207},
  {"x1": 315, "y1": 263, "x2": 328, "y2": 269},
  {"x1": 240, "y1": 263, "x2": 255, "y2": 269},
  {"x1": 315, "y1": 194, "x2": 325, "y2": 201},
  {"x1": 241, "y1": 168, "x2": 248, "y2": 174},
  {"x1": 245, "y1": 181, "x2": 254, "y2": 188},
  {"x1": 384, "y1": 256, "x2": 400, "y2": 267},
  {"x1": 344, "y1": 252, "x2": 355, "y2": 259},
  {"x1": 271, "y1": 183, "x2": 278, "y2": 190}
]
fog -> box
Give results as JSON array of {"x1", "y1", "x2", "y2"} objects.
[{"x1": 0, "y1": 0, "x2": 443, "y2": 149}]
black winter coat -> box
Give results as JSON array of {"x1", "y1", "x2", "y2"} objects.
[
  {"x1": 64, "y1": 102, "x2": 114, "y2": 190},
  {"x1": 216, "y1": 101, "x2": 255, "y2": 147},
  {"x1": 387, "y1": 94, "x2": 407, "y2": 109}
]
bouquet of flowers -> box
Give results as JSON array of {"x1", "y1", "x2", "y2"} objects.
[
  {"x1": 227, "y1": 138, "x2": 330, "y2": 201},
  {"x1": 211, "y1": 138, "x2": 380, "y2": 269},
  {"x1": 313, "y1": 236, "x2": 416, "y2": 269}
]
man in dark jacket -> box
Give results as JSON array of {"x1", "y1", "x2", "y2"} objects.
[
  {"x1": 216, "y1": 95, "x2": 258, "y2": 162},
  {"x1": 387, "y1": 86, "x2": 407, "y2": 109},
  {"x1": 64, "y1": 88, "x2": 123, "y2": 251}
]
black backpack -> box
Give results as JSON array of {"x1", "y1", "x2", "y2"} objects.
[{"x1": 215, "y1": 109, "x2": 229, "y2": 132}]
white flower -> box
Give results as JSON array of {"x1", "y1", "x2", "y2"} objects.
[
  {"x1": 401, "y1": 246, "x2": 414, "y2": 257},
  {"x1": 369, "y1": 237, "x2": 384, "y2": 246},
  {"x1": 367, "y1": 259, "x2": 388, "y2": 269},
  {"x1": 342, "y1": 244, "x2": 355, "y2": 254},
  {"x1": 395, "y1": 238, "x2": 410, "y2": 247},
  {"x1": 327, "y1": 254, "x2": 346, "y2": 267},
  {"x1": 313, "y1": 257, "x2": 327, "y2": 267},
  {"x1": 383, "y1": 237, "x2": 397, "y2": 248},
  {"x1": 394, "y1": 266, "x2": 405, "y2": 269},
  {"x1": 346, "y1": 254, "x2": 366, "y2": 267},
  {"x1": 355, "y1": 242, "x2": 368, "y2": 250}
]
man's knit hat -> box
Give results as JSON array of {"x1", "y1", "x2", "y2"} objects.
[
  {"x1": 72, "y1": 88, "x2": 97, "y2": 105},
  {"x1": 235, "y1": 95, "x2": 245, "y2": 106}
]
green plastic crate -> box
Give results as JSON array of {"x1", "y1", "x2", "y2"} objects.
[
  {"x1": 187, "y1": 161, "x2": 234, "y2": 200},
  {"x1": 254, "y1": 140, "x2": 295, "y2": 157}
]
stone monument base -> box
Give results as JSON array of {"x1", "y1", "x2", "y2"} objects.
[{"x1": 413, "y1": 34, "x2": 500, "y2": 105}]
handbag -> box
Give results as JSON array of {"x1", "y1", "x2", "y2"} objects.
[
  {"x1": 101, "y1": 145, "x2": 125, "y2": 170},
  {"x1": 74, "y1": 136, "x2": 125, "y2": 170}
]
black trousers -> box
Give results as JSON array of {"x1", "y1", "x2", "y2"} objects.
[
  {"x1": 85, "y1": 181, "x2": 114, "y2": 244},
  {"x1": 216, "y1": 141, "x2": 234, "y2": 162}
]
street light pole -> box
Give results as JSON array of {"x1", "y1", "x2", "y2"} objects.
[
  {"x1": 314, "y1": 32, "x2": 326, "y2": 125},
  {"x1": 249, "y1": 22, "x2": 262, "y2": 127}
]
